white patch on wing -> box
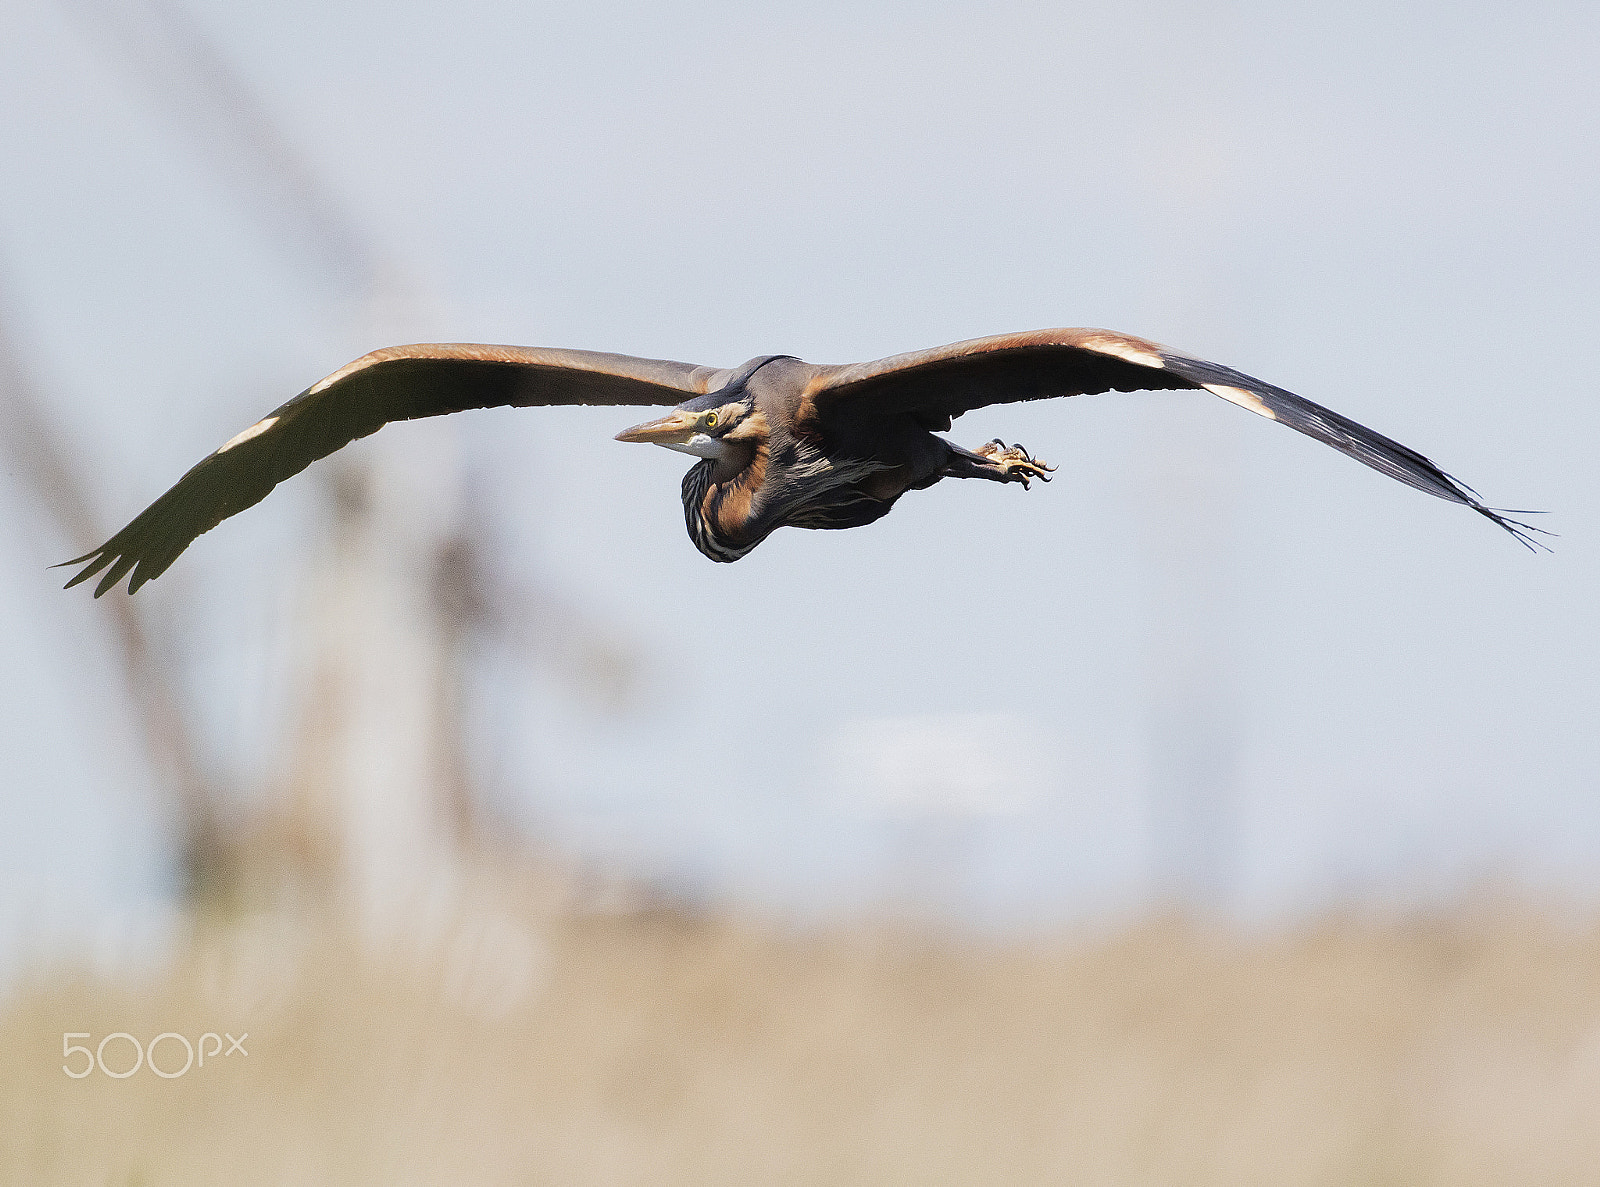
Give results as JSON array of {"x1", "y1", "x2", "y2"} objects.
[
  {"x1": 1084, "y1": 339, "x2": 1164, "y2": 369},
  {"x1": 308, "y1": 347, "x2": 397, "y2": 394},
  {"x1": 1203, "y1": 383, "x2": 1278, "y2": 421},
  {"x1": 308, "y1": 361, "x2": 363, "y2": 394},
  {"x1": 217, "y1": 416, "x2": 280, "y2": 452}
]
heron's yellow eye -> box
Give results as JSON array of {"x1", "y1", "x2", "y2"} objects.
[{"x1": 703, "y1": 412, "x2": 718, "y2": 428}]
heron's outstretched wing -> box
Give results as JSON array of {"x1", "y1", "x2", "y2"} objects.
[
  {"x1": 63, "y1": 343, "x2": 724, "y2": 595},
  {"x1": 809, "y1": 328, "x2": 1544, "y2": 548}
]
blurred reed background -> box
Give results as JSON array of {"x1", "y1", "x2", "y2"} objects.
[
  {"x1": 2, "y1": 0, "x2": 1597, "y2": 1181},
  {"x1": 9, "y1": 895, "x2": 1600, "y2": 1183}
]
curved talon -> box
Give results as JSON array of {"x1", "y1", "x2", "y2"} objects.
[{"x1": 973, "y1": 439, "x2": 1055, "y2": 488}]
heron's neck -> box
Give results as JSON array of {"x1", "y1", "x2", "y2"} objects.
[
  {"x1": 699, "y1": 440, "x2": 769, "y2": 544},
  {"x1": 709, "y1": 438, "x2": 756, "y2": 486}
]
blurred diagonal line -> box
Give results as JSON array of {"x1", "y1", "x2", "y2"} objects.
[
  {"x1": 60, "y1": 0, "x2": 637, "y2": 701},
  {"x1": 56, "y1": 0, "x2": 390, "y2": 297},
  {"x1": 0, "y1": 277, "x2": 221, "y2": 887},
  {"x1": 47, "y1": 0, "x2": 634, "y2": 908},
  {"x1": 0, "y1": 313, "x2": 105, "y2": 559}
]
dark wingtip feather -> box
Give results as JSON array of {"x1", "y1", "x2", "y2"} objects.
[
  {"x1": 1424, "y1": 458, "x2": 1554, "y2": 553},
  {"x1": 1154, "y1": 350, "x2": 1546, "y2": 553},
  {"x1": 1477, "y1": 507, "x2": 1554, "y2": 553},
  {"x1": 93, "y1": 552, "x2": 139, "y2": 598},
  {"x1": 57, "y1": 547, "x2": 118, "y2": 593}
]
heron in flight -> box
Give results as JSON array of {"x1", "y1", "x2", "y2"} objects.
[{"x1": 62, "y1": 327, "x2": 1540, "y2": 595}]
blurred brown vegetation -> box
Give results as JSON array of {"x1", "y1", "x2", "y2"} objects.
[{"x1": 6, "y1": 891, "x2": 1600, "y2": 1186}]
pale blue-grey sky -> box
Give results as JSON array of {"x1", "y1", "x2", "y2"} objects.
[{"x1": 2, "y1": 0, "x2": 1596, "y2": 952}]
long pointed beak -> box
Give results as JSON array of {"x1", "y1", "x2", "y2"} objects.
[{"x1": 615, "y1": 409, "x2": 699, "y2": 445}]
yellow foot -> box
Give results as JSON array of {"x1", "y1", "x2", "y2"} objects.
[{"x1": 974, "y1": 439, "x2": 1056, "y2": 489}]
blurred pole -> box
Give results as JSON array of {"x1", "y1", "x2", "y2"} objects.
[
  {"x1": 55, "y1": 0, "x2": 635, "y2": 923},
  {"x1": 0, "y1": 276, "x2": 225, "y2": 898},
  {"x1": 1142, "y1": 412, "x2": 1237, "y2": 909},
  {"x1": 55, "y1": 0, "x2": 390, "y2": 300},
  {"x1": 1140, "y1": 128, "x2": 1240, "y2": 912},
  {"x1": 56, "y1": 0, "x2": 461, "y2": 922}
]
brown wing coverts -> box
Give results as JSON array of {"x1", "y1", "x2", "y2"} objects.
[
  {"x1": 815, "y1": 328, "x2": 1543, "y2": 549},
  {"x1": 811, "y1": 329, "x2": 1194, "y2": 420},
  {"x1": 63, "y1": 344, "x2": 713, "y2": 595}
]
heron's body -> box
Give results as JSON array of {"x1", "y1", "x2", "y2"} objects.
[
  {"x1": 62, "y1": 328, "x2": 1540, "y2": 595},
  {"x1": 668, "y1": 356, "x2": 939, "y2": 561}
]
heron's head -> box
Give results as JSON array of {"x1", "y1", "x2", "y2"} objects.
[
  {"x1": 614, "y1": 396, "x2": 765, "y2": 463},
  {"x1": 615, "y1": 354, "x2": 791, "y2": 466},
  {"x1": 616, "y1": 392, "x2": 774, "y2": 563}
]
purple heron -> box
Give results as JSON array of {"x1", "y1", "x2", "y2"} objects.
[{"x1": 62, "y1": 327, "x2": 1541, "y2": 594}]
